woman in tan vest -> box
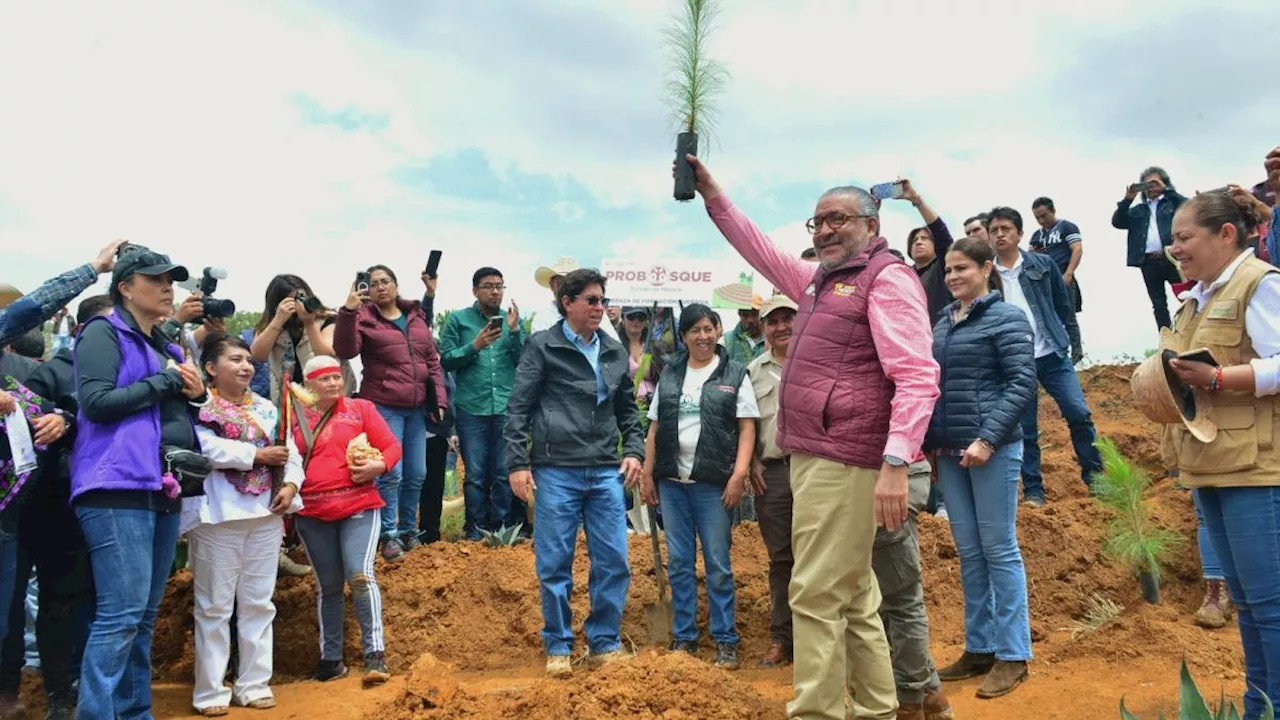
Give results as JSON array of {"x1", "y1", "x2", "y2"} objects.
[{"x1": 1164, "y1": 191, "x2": 1280, "y2": 719}]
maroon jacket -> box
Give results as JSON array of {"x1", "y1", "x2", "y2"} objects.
[{"x1": 333, "y1": 299, "x2": 448, "y2": 413}]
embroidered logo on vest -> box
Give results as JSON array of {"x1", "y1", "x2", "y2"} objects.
[
  {"x1": 1207, "y1": 300, "x2": 1239, "y2": 321},
  {"x1": 832, "y1": 282, "x2": 856, "y2": 297}
]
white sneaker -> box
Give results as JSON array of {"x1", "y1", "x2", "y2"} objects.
[{"x1": 935, "y1": 507, "x2": 949, "y2": 521}]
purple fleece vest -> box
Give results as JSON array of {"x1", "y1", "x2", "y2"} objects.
[{"x1": 69, "y1": 311, "x2": 184, "y2": 501}]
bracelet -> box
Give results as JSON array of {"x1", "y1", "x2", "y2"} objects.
[
  {"x1": 977, "y1": 439, "x2": 996, "y2": 453},
  {"x1": 1209, "y1": 366, "x2": 1224, "y2": 392}
]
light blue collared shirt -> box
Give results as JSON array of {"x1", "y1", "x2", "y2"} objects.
[{"x1": 562, "y1": 321, "x2": 608, "y2": 405}]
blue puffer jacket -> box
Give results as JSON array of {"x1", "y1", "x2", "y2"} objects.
[{"x1": 926, "y1": 292, "x2": 1039, "y2": 451}]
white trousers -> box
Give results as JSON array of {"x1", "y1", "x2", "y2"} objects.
[{"x1": 188, "y1": 515, "x2": 283, "y2": 709}]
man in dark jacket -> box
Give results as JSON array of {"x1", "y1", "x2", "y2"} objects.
[
  {"x1": 1110, "y1": 166, "x2": 1188, "y2": 330},
  {"x1": 505, "y1": 269, "x2": 644, "y2": 678},
  {"x1": 988, "y1": 207, "x2": 1103, "y2": 507},
  {"x1": 0, "y1": 295, "x2": 112, "y2": 718}
]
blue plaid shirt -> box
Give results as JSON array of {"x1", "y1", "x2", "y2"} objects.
[{"x1": 0, "y1": 265, "x2": 97, "y2": 348}]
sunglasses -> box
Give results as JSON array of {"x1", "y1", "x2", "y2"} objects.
[
  {"x1": 624, "y1": 312, "x2": 647, "y2": 320},
  {"x1": 579, "y1": 295, "x2": 610, "y2": 307}
]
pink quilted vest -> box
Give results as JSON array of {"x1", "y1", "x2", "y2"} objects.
[{"x1": 778, "y1": 239, "x2": 899, "y2": 469}]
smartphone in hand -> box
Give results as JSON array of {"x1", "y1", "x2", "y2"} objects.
[
  {"x1": 355, "y1": 271, "x2": 372, "y2": 294},
  {"x1": 425, "y1": 250, "x2": 443, "y2": 278},
  {"x1": 487, "y1": 316, "x2": 503, "y2": 332},
  {"x1": 870, "y1": 181, "x2": 906, "y2": 201}
]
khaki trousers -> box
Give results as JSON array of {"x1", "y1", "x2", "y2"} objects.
[{"x1": 787, "y1": 453, "x2": 897, "y2": 720}]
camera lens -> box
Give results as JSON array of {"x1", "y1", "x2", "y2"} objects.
[{"x1": 203, "y1": 297, "x2": 236, "y2": 319}]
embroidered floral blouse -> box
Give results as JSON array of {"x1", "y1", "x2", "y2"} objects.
[
  {"x1": 180, "y1": 391, "x2": 304, "y2": 534},
  {"x1": 0, "y1": 378, "x2": 57, "y2": 515}
]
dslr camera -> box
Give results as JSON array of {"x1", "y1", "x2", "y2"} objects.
[
  {"x1": 294, "y1": 290, "x2": 324, "y2": 314},
  {"x1": 193, "y1": 267, "x2": 236, "y2": 322}
]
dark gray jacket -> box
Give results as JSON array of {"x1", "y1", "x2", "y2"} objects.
[{"x1": 505, "y1": 320, "x2": 644, "y2": 471}]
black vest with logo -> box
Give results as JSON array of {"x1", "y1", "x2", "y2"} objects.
[{"x1": 654, "y1": 347, "x2": 748, "y2": 487}]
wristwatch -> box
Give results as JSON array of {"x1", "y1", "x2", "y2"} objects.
[{"x1": 884, "y1": 455, "x2": 907, "y2": 468}]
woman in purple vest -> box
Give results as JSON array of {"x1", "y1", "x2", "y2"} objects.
[{"x1": 71, "y1": 247, "x2": 207, "y2": 720}]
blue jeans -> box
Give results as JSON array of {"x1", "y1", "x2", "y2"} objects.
[
  {"x1": 456, "y1": 410, "x2": 514, "y2": 538},
  {"x1": 532, "y1": 465, "x2": 630, "y2": 657},
  {"x1": 374, "y1": 404, "x2": 427, "y2": 540},
  {"x1": 1020, "y1": 352, "x2": 1104, "y2": 500},
  {"x1": 1192, "y1": 491, "x2": 1223, "y2": 581},
  {"x1": 1195, "y1": 487, "x2": 1280, "y2": 719},
  {"x1": 75, "y1": 507, "x2": 180, "y2": 720},
  {"x1": 658, "y1": 479, "x2": 739, "y2": 645},
  {"x1": 936, "y1": 443, "x2": 1032, "y2": 661}
]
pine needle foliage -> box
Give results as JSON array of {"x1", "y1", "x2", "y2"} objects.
[
  {"x1": 662, "y1": 0, "x2": 730, "y2": 146},
  {"x1": 1091, "y1": 437, "x2": 1182, "y2": 584}
]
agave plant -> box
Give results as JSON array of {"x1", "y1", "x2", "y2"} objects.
[
  {"x1": 1092, "y1": 437, "x2": 1183, "y2": 603},
  {"x1": 663, "y1": 0, "x2": 730, "y2": 201},
  {"x1": 1120, "y1": 659, "x2": 1273, "y2": 719},
  {"x1": 479, "y1": 523, "x2": 526, "y2": 548}
]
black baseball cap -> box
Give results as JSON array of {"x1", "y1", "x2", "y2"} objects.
[
  {"x1": 622, "y1": 306, "x2": 648, "y2": 319},
  {"x1": 112, "y1": 249, "x2": 189, "y2": 285}
]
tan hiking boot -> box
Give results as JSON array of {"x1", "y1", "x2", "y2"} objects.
[
  {"x1": 896, "y1": 703, "x2": 926, "y2": 720},
  {"x1": 546, "y1": 655, "x2": 572, "y2": 678},
  {"x1": 924, "y1": 687, "x2": 956, "y2": 720},
  {"x1": 591, "y1": 649, "x2": 633, "y2": 668},
  {"x1": 1193, "y1": 580, "x2": 1234, "y2": 629},
  {"x1": 976, "y1": 660, "x2": 1028, "y2": 698}
]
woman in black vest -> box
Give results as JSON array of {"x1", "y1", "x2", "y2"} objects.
[{"x1": 640, "y1": 304, "x2": 759, "y2": 671}]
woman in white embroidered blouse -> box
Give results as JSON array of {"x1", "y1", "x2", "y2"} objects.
[{"x1": 183, "y1": 333, "x2": 303, "y2": 716}]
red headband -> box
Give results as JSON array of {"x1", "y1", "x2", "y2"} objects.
[{"x1": 306, "y1": 366, "x2": 341, "y2": 380}]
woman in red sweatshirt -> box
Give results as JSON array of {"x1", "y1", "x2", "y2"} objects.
[{"x1": 290, "y1": 355, "x2": 401, "y2": 686}]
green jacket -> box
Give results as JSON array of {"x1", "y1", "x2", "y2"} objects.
[
  {"x1": 438, "y1": 303, "x2": 526, "y2": 416},
  {"x1": 723, "y1": 326, "x2": 764, "y2": 367}
]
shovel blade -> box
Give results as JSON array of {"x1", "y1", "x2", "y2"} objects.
[{"x1": 644, "y1": 601, "x2": 673, "y2": 645}]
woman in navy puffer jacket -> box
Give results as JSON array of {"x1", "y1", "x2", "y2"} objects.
[{"x1": 927, "y1": 237, "x2": 1039, "y2": 700}]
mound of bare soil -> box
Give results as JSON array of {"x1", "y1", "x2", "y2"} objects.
[{"x1": 373, "y1": 650, "x2": 773, "y2": 720}]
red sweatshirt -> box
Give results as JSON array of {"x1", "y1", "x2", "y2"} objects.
[{"x1": 292, "y1": 397, "x2": 402, "y2": 522}]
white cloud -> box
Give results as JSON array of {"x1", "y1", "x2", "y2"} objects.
[{"x1": 0, "y1": 0, "x2": 1271, "y2": 364}]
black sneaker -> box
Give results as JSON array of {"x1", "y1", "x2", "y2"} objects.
[
  {"x1": 380, "y1": 537, "x2": 405, "y2": 561},
  {"x1": 310, "y1": 659, "x2": 348, "y2": 682},
  {"x1": 714, "y1": 642, "x2": 740, "y2": 670},
  {"x1": 363, "y1": 652, "x2": 390, "y2": 685},
  {"x1": 666, "y1": 639, "x2": 698, "y2": 655},
  {"x1": 45, "y1": 692, "x2": 75, "y2": 720},
  {"x1": 401, "y1": 534, "x2": 422, "y2": 552}
]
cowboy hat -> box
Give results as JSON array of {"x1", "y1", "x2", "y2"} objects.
[
  {"x1": 534, "y1": 257, "x2": 580, "y2": 289},
  {"x1": 1130, "y1": 350, "x2": 1217, "y2": 443},
  {"x1": 0, "y1": 284, "x2": 21, "y2": 310}
]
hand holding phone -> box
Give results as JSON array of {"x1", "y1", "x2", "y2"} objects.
[
  {"x1": 870, "y1": 181, "x2": 906, "y2": 201},
  {"x1": 425, "y1": 250, "x2": 442, "y2": 279},
  {"x1": 355, "y1": 271, "x2": 371, "y2": 294}
]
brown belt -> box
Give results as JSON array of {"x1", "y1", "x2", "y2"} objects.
[
  {"x1": 1146, "y1": 251, "x2": 1166, "y2": 260},
  {"x1": 762, "y1": 457, "x2": 790, "y2": 468}
]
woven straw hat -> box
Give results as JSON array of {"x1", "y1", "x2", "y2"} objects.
[
  {"x1": 1130, "y1": 350, "x2": 1217, "y2": 443},
  {"x1": 534, "y1": 257, "x2": 581, "y2": 289}
]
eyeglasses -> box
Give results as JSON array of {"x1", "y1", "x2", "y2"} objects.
[
  {"x1": 370, "y1": 278, "x2": 396, "y2": 288},
  {"x1": 579, "y1": 295, "x2": 610, "y2": 307},
  {"x1": 805, "y1": 212, "x2": 864, "y2": 234},
  {"x1": 477, "y1": 283, "x2": 506, "y2": 291}
]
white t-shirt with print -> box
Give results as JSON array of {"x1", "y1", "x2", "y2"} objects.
[{"x1": 647, "y1": 356, "x2": 760, "y2": 484}]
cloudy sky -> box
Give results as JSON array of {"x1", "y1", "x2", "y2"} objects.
[{"x1": 1, "y1": 0, "x2": 1275, "y2": 361}]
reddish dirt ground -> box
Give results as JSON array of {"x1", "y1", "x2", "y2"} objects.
[{"x1": 34, "y1": 364, "x2": 1242, "y2": 718}]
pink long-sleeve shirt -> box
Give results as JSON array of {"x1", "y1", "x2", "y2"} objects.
[{"x1": 706, "y1": 193, "x2": 939, "y2": 463}]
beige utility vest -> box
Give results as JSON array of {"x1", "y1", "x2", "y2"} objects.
[{"x1": 1159, "y1": 255, "x2": 1280, "y2": 488}]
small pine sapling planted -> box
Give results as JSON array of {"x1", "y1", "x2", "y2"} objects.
[
  {"x1": 1119, "y1": 658, "x2": 1273, "y2": 719},
  {"x1": 1092, "y1": 437, "x2": 1183, "y2": 604},
  {"x1": 663, "y1": 0, "x2": 730, "y2": 201}
]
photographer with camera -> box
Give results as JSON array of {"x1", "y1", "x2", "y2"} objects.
[
  {"x1": 1111, "y1": 166, "x2": 1189, "y2": 330},
  {"x1": 71, "y1": 244, "x2": 209, "y2": 719},
  {"x1": 247, "y1": 275, "x2": 344, "y2": 405},
  {"x1": 334, "y1": 265, "x2": 447, "y2": 561}
]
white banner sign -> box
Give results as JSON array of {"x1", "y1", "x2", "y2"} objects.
[{"x1": 602, "y1": 259, "x2": 720, "y2": 306}]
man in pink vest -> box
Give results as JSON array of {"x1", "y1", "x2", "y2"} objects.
[{"x1": 684, "y1": 156, "x2": 940, "y2": 720}]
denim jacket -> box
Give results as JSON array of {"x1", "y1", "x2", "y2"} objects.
[
  {"x1": 1013, "y1": 250, "x2": 1073, "y2": 359},
  {"x1": 1111, "y1": 191, "x2": 1188, "y2": 267}
]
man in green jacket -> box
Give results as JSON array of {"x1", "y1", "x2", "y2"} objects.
[
  {"x1": 438, "y1": 267, "x2": 525, "y2": 541},
  {"x1": 723, "y1": 308, "x2": 765, "y2": 366}
]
